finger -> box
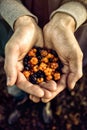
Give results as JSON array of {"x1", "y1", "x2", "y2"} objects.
[
  {"x1": 68, "y1": 71, "x2": 82, "y2": 89},
  {"x1": 17, "y1": 61, "x2": 24, "y2": 71},
  {"x1": 40, "y1": 80, "x2": 57, "y2": 91},
  {"x1": 62, "y1": 64, "x2": 69, "y2": 74},
  {"x1": 41, "y1": 74, "x2": 67, "y2": 103},
  {"x1": 68, "y1": 56, "x2": 83, "y2": 89},
  {"x1": 42, "y1": 88, "x2": 52, "y2": 99},
  {"x1": 4, "y1": 46, "x2": 18, "y2": 86},
  {"x1": 29, "y1": 88, "x2": 52, "y2": 102},
  {"x1": 29, "y1": 95, "x2": 40, "y2": 103},
  {"x1": 16, "y1": 71, "x2": 44, "y2": 97}
]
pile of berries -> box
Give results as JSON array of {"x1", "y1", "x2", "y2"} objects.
[{"x1": 22, "y1": 47, "x2": 63, "y2": 84}]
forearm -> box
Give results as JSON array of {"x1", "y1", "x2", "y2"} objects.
[
  {"x1": 0, "y1": 0, "x2": 38, "y2": 29},
  {"x1": 50, "y1": 1, "x2": 87, "y2": 30}
]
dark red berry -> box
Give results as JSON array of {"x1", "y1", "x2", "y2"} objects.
[{"x1": 29, "y1": 74, "x2": 37, "y2": 84}]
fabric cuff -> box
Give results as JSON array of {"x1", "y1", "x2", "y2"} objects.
[
  {"x1": 0, "y1": 0, "x2": 38, "y2": 29},
  {"x1": 50, "y1": 1, "x2": 87, "y2": 30}
]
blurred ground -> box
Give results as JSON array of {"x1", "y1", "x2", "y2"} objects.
[{"x1": 0, "y1": 56, "x2": 87, "y2": 130}]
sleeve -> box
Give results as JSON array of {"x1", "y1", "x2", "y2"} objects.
[
  {"x1": 50, "y1": 1, "x2": 87, "y2": 30},
  {"x1": 0, "y1": 0, "x2": 38, "y2": 29}
]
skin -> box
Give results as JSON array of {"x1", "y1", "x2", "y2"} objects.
[
  {"x1": 4, "y1": 13, "x2": 83, "y2": 103},
  {"x1": 4, "y1": 16, "x2": 45, "y2": 98}
]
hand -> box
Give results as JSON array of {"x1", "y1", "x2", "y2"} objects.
[
  {"x1": 29, "y1": 13, "x2": 83, "y2": 103},
  {"x1": 29, "y1": 79, "x2": 66, "y2": 103},
  {"x1": 43, "y1": 13, "x2": 83, "y2": 101},
  {"x1": 4, "y1": 16, "x2": 44, "y2": 98}
]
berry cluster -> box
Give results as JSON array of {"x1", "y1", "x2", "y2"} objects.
[{"x1": 22, "y1": 47, "x2": 63, "y2": 84}]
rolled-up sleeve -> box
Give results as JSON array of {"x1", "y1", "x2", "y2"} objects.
[
  {"x1": 50, "y1": 1, "x2": 87, "y2": 30},
  {"x1": 0, "y1": 0, "x2": 38, "y2": 29}
]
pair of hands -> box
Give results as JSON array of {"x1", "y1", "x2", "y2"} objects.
[{"x1": 4, "y1": 13, "x2": 83, "y2": 103}]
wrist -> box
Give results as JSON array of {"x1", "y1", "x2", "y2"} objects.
[
  {"x1": 50, "y1": 2, "x2": 87, "y2": 30},
  {"x1": 14, "y1": 15, "x2": 37, "y2": 30},
  {"x1": 51, "y1": 13, "x2": 75, "y2": 32}
]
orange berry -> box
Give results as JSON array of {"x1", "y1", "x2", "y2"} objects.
[
  {"x1": 28, "y1": 48, "x2": 37, "y2": 56},
  {"x1": 37, "y1": 78, "x2": 44, "y2": 83},
  {"x1": 33, "y1": 65, "x2": 38, "y2": 72},
  {"x1": 44, "y1": 68, "x2": 52, "y2": 76},
  {"x1": 46, "y1": 75, "x2": 53, "y2": 81},
  {"x1": 54, "y1": 72, "x2": 60, "y2": 80},
  {"x1": 39, "y1": 62, "x2": 47, "y2": 71},
  {"x1": 50, "y1": 62, "x2": 58, "y2": 69},
  {"x1": 33, "y1": 48, "x2": 37, "y2": 53},
  {"x1": 23, "y1": 70, "x2": 30, "y2": 79},
  {"x1": 41, "y1": 57, "x2": 48, "y2": 63},
  {"x1": 53, "y1": 57, "x2": 58, "y2": 62},
  {"x1": 41, "y1": 50, "x2": 48, "y2": 56},
  {"x1": 30, "y1": 57, "x2": 38, "y2": 65},
  {"x1": 47, "y1": 53, "x2": 54, "y2": 58}
]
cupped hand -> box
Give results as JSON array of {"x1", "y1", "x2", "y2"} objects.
[
  {"x1": 43, "y1": 13, "x2": 83, "y2": 88},
  {"x1": 30, "y1": 13, "x2": 83, "y2": 103},
  {"x1": 31, "y1": 13, "x2": 83, "y2": 103},
  {"x1": 42, "y1": 13, "x2": 83, "y2": 102},
  {"x1": 4, "y1": 16, "x2": 44, "y2": 98}
]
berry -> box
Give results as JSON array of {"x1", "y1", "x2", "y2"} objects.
[
  {"x1": 53, "y1": 72, "x2": 60, "y2": 81},
  {"x1": 24, "y1": 63, "x2": 31, "y2": 71},
  {"x1": 22, "y1": 47, "x2": 62, "y2": 84},
  {"x1": 23, "y1": 70, "x2": 30, "y2": 79},
  {"x1": 30, "y1": 57, "x2": 38, "y2": 65},
  {"x1": 29, "y1": 74, "x2": 37, "y2": 84},
  {"x1": 35, "y1": 70, "x2": 46, "y2": 79},
  {"x1": 41, "y1": 49, "x2": 48, "y2": 56},
  {"x1": 37, "y1": 55, "x2": 42, "y2": 61},
  {"x1": 37, "y1": 77, "x2": 44, "y2": 83},
  {"x1": 23, "y1": 55, "x2": 31, "y2": 63},
  {"x1": 48, "y1": 58, "x2": 53, "y2": 62},
  {"x1": 50, "y1": 49, "x2": 58, "y2": 57},
  {"x1": 36, "y1": 47, "x2": 42, "y2": 57}
]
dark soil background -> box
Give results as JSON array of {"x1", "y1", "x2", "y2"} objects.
[{"x1": 0, "y1": 56, "x2": 87, "y2": 130}]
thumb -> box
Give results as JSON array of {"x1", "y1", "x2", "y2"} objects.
[
  {"x1": 67, "y1": 73, "x2": 77, "y2": 89},
  {"x1": 67, "y1": 65, "x2": 83, "y2": 89},
  {"x1": 4, "y1": 53, "x2": 18, "y2": 86}
]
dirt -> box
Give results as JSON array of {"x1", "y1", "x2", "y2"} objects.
[{"x1": 0, "y1": 56, "x2": 87, "y2": 130}]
